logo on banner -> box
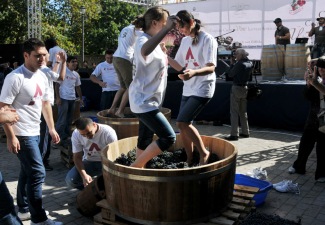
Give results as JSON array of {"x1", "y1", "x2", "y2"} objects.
[{"x1": 290, "y1": 0, "x2": 306, "y2": 15}]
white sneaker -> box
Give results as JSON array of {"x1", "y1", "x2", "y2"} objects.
[
  {"x1": 31, "y1": 219, "x2": 63, "y2": 225},
  {"x1": 288, "y1": 166, "x2": 296, "y2": 174},
  {"x1": 274, "y1": 180, "x2": 300, "y2": 194},
  {"x1": 18, "y1": 211, "x2": 49, "y2": 221},
  {"x1": 18, "y1": 212, "x2": 31, "y2": 221},
  {"x1": 273, "y1": 180, "x2": 290, "y2": 189}
]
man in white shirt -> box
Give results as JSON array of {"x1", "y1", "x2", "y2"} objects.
[
  {"x1": 90, "y1": 49, "x2": 120, "y2": 110},
  {"x1": 65, "y1": 117, "x2": 117, "y2": 190},
  {"x1": 39, "y1": 51, "x2": 66, "y2": 171},
  {"x1": 0, "y1": 38, "x2": 62, "y2": 225},
  {"x1": 55, "y1": 56, "x2": 84, "y2": 144}
]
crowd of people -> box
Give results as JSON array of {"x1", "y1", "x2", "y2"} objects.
[{"x1": 0, "y1": 6, "x2": 325, "y2": 225}]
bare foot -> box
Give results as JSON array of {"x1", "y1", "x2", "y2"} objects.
[
  {"x1": 106, "y1": 108, "x2": 115, "y2": 116},
  {"x1": 199, "y1": 151, "x2": 210, "y2": 166},
  {"x1": 115, "y1": 112, "x2": 124, "y2": 118}
]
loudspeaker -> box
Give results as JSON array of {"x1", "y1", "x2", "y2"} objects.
[{"x1": 0, "y1": 44, "x2": 24, "y2": 67}]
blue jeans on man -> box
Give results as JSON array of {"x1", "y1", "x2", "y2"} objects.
[
  {"x1": 0, "y1": 171, "x2": 23, "y2": 225},
  {"x1": 56, "y1": 99, "x2": 75, "y2": 140},
  {"x1": 65, "y1": 160, "x2": 102, "y2": 190},
  {"x1": 16, "y1": 136, "x2": 48, "y2": 223}
]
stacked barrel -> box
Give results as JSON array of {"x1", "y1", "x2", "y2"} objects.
[{"x1": 261, "y1": 44, "x2": 310, "y2": 80}]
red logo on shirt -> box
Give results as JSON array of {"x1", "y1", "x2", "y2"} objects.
[
  {"x1": 28, "y1": 84, "x2": 43, "y2": 105},
  {"x1": 87, "y1": 143, "x2": 101, "y2": 156},
  {"x1": 34, "y1": 84, "x2": 43, "y2": 97},
  {"x1": 184, "y1": 47, "x2": 199, "y2": 68}
]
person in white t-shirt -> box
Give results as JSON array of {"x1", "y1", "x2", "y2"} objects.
[
  {"x1": 107, "y1": 18, "x2": 143, "y2": 118},
  {"x1": 168, "y1": 10, "x2": 218, "y2": 165},
  {"x1": 90, "y1": 49, "x2": 120, "y2": 110},
  {"x1": 46, "y1": 38, "x2": 67, "y2": 69},
  {"x1": 128, "y1": 6, "x2": 178, "y2": 168},
  {"x1": 55, "y1": 56, "x2": 84, "y2": 144},
  {"x1": 65, "y1": 117, "x2": 117, "y2": 190},
  {"x1": 0, "y1": 38, "x2": 62, "y2": 225},
  {"x1": 15, "y1": 51, "x2": 67, "y2": 222}
]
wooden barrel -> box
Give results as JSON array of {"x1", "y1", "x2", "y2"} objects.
[
  {"x1": 101, "y1": 135, "x2": 237, "y2": 224},
  {"x1": 261, "y1": 45, "x2": 285, "y2": 81},
  {"x1": 97, "y1": 107, "x2": 171, "y2": 139},
  {"x1": 76, "y1": 175, "x2": 106, "y2": 217},
  {"x1": 285, "y1": 44, "x2": 310, "y2": 80}
]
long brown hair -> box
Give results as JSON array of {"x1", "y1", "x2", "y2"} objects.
[
  {"x1": 135, "y1": 6, "x2": 170, "y2": 33},
  {"x1": 176, "y1": 10, "x2": 201, "y2": 45}
]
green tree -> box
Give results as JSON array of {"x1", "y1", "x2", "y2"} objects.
[
  {"x1": 85, "y1": 0, "x2": 145, "y2": 54},
  {"x1": 0, "y1": 0, "x2": 28, "y2": 43},
  {"x1": 0, "y1": 0, "x2": 145, "y2": 55}
]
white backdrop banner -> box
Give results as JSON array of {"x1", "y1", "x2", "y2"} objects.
[{"x1": 162, "y1": 0, "x2": 324, "y2": 59}]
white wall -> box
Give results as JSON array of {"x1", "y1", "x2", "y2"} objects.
[{"x1": 161, "y1": 0, "x2": 324, "y2": 59}]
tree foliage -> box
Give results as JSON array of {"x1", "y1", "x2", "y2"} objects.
[{"x1": 0, "y1": 0, "x2": 145, "y2": 55}]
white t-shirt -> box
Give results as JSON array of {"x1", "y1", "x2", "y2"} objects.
[
  {"x1": 48, "y1": 46, "x2": 67, "y2": 71},
  {"x1": 0, "y1": 65, "x2": 49, "y2": 136},
  {"x1": 175, "y1": 31, "x2": 218, "y2": 98},
  {"x1": 129, "y1": 33, "x2": 168, "y2": 113},
  {"x1": 57, "y1": 68, "x2": 81, "y2": 100},
  {"x1": 71, "y1": 123, "x2": 117, "y2": 161},
  {"x1": 40, "y1": 65, "x2": 59, "y2": 105},
  {"x1": 91, "y1": 61, "x2": 120, "y2": 92},
  {"x1": 113, "y1": 25, "x2": 143, "y2": 62}
]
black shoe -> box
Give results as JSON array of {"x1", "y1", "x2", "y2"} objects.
[
  {"x1": 239, "y1": 133, "x2": 250, "y2": 138},
  {"x1": 44, "y1": 164, "x2": 53, "y2": 171},
  {"x1": 224, "y1": 135, "x2": 238, "y2": 141}
]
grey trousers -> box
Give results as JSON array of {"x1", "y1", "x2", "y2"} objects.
[{"x1": 230, "y1": 85, "x2": 249, "y2": 136}]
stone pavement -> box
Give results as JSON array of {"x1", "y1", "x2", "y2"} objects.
[{"x1": 0, "y1": 110, "x2": 324, "y2": 225}]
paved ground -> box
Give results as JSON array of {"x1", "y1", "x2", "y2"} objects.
[{"x1": 1, "y1": 110, "x2": 324, "y2": 225}]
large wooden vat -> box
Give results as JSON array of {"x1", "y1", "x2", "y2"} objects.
[
  {"x1": 261, "y1": 45, "x2": 285, "y2": 81},
  {"x1": 285, "y1": 44, "x2": 310, "y2": 80},
  {"x1": 101, "y1": 135, "x2": 237, "y2": 224},
  {"x1": 97, "y1": 107, "x2": 171, "y2": 140}
]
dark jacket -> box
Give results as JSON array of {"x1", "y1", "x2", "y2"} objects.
[{"x1": 227, "y1": 58, "x2": 253, "y2": 85}]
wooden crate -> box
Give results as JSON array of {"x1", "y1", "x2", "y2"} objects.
[
  {"x1": 58, "y1": 145, "x2": 74, "y2": 169},
  {"x1": 94, "y1": 184, "x2": 259, "y2": 225}
]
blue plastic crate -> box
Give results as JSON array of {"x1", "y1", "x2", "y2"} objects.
[{"x1": 235, "y1": 174, "x2": 273, "y2": 206}]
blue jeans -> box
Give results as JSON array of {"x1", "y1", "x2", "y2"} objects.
[
  {"x1": 100, "y1": 91, "x2": 117, "y2": 110},
  {"x1": 65, "y1": 160, "x2": 102, "y2": 190},
  {"x1": 56, "y1": 99, "x2": 75, "y2": 140},
  {"x1": 0, "y1": 172, "x2": 23, "y2": 225},
  {"x1": 135, "y1": 109, "x2": 176, "y2": 151},
  {"x1": 16, "y1": 136, "x2": 47, "y2": 223}
]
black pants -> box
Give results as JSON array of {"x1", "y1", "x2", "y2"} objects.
[
  {"x1": 39, "y1": 114, "x2": 52, "y2": 164},
  {"x1": 293, "y1": 116, "x2": 325, "y2": 180}
]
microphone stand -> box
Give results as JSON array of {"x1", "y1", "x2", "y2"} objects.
[{"x1": 215, "y1": 29, "x2": 235, "y2": 38}]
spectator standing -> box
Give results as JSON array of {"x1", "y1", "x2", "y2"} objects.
[
  {"x1": 38, "y1": 51, "x2": 66, "y2": 171},
  {"x1": 168, "y1": 10, "x2": 218, "y2": 165},
  {"x1": 309, "y1": 16, "x2": 325, "y2": 59},
  {"x1": 224, "y1": 48, "x2": 253, "y2": 141},
  {"x1": 47, "y1": 38, "x2": 67, "y2": 69},
  {"x1": 90, "y1": 49, "x2": 120, "y2": 110},
  {"x1": 65, "y1": 117, "x2": 117, "y2": 189},
  {"x1": 288, "y1": 57, "x2": 325, "y2": 182},
  {"x1": 0, "y1": 38, "x2": 62, "y2": 225},
  {"x1": 55, "y1": 56, "x2": 84, "y2": 145},
  {"x1": 128, "y1": 6, "x2": 178, "y2": 168},
  {"x1": 107, "y1": 17, "x2": 143, "y2": 118},
  {"x1": 274, "y1": 18, "x2": 291, "y2": 45}
]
